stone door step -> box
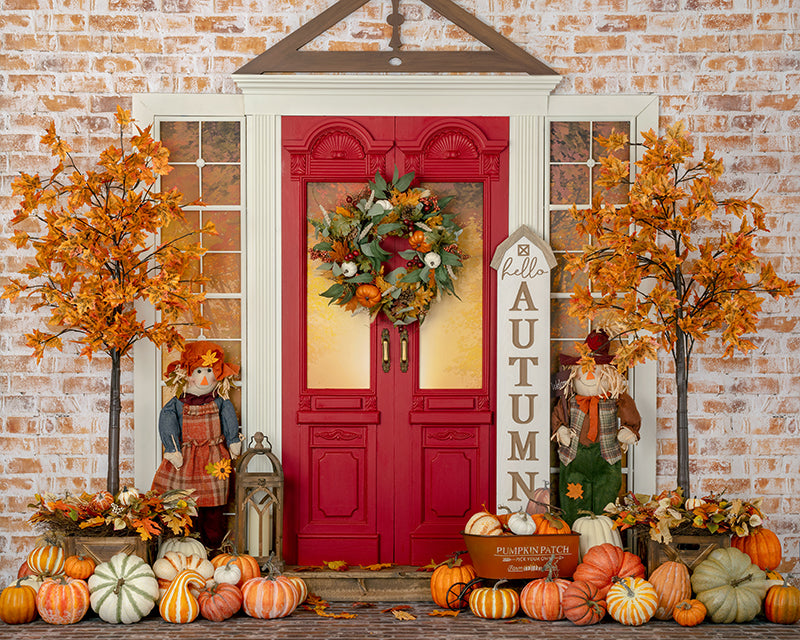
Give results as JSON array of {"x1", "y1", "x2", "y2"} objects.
[{"x1": 283, "y1": 565, "x2": 432, "y2": 602}]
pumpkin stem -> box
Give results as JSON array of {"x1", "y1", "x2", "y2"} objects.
[
  {"x1": 543, "y1": 553, "x2": 558, "y2": 581},
  {"x1": 612, "y1": 575, "x2": 636, "y2": 598},
  {"x1": 730, "y1": 573, "x2": 755, "y2": 588},
  {"x1": 113, "y1": 577, "x2": 126, "y2": 595},
  {"x1": 493, "y1": 579, "x2": 508, "y2": 591}
]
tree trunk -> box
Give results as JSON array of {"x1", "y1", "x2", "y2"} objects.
[
  {"x1": 674, "y1": 328, "x2": 690, "y2": 494},
  {"x1": 107, "y1": 348, "x2": 121, "y2": 495}
]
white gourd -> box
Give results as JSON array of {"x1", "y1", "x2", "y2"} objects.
[
  {"x1": 507, "y1": 510, "x2": 537, "y2": 535},
  {"x1": 213, "y1": 560, "x2": 242, "y2": 586},
  {"x1": 87, "y1": 552, "x2": 159, "y2": 624},
  {"x1": 156, "y1": 536, "x2": 208, "y2": 560}
]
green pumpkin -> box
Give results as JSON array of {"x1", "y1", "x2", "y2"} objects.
[
  {"x1": 690, "y1": 547, "x2": 772, "y2": 623},
  {"x1": 87, "y1": 552, "x2": 159, "y2": 624}
]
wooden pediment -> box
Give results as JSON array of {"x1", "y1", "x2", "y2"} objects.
[{"x1": 235, "y1": 0, "x2": 557, "y2": 76}]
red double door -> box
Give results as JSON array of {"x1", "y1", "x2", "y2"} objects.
[{"x1": 281, "y1": 116, "x2": 509, "y2": 565}]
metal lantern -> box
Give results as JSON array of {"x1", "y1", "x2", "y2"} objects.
[{"x1": 234, "y1": 431, "x2": 284, "y2": 567}]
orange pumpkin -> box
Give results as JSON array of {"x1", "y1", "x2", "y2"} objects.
[
  {"x1": 63, "y1": 555, "x2": 96, "y2": 581},
  {"x1": 648, "y1": 560, "x2": 691, "y2": 620},
  {"x1": 241, "y1": 575, "x2": 301, "y2": 619},
  {"x1": 284, "y1": 575, "x2": 308, "y2": 604},
  {"x1": 468, "y1": 580, "x2": 520, "y2": 619},
  {"x1": 731, "y1": 527, "x2": 781, "y2": 570},
  {"x1": 672, "y1": 598, "x2": 706, "y2": 626},
  {"x1": 572, "y1": 543, "x2": 646, "y2": 600},
  {"x1": 159, "y1": 569, "x2": 206, "y2": 623},
  {"x1": 520, "y1": 572, "x2": 571, "y2": 620},
  {"x1": 764, "y1": 580, "x2": 800, "y2": 625},
  {"x1": 430, "y1": 555, "x2": 478, "y2": 610},
  {"x1": 89, "y1": 490, "x2": 114, "y2": 513},
  {"x1": 27, "y1": 542, "x2": 65, "y2": 577},
  {"x1": 533, "y1": 512, "x2": 571, "y2": 534},
  {"x1": 211, "y1": 550, "x2": 261, "y2": 588},
  {"x1": 0, "y1": 579, "x2": 38, "y2": 624},
  {"x1": 562, "y1": 580, "x2": 606, "y2": 626},
  {"x1": 409, "y1": 230, "x2": 431, "y2": 253},
  {"x1": 355, "y1": 283, "x2": 382, "y2": 307},
  {"x1": 36, "y1": 576, "x2": 90, "y2": 625},
  {"x1": 198, "y1": 582, "x2": 243, "y2": 622}
]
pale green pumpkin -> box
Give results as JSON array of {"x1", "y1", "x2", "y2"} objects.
[
  {"x1": 690, "y1": 547, "x2": 773, "y2": 623},
  {"x1": 88, "y1": 552, "x2": 159, "y2": 624}
]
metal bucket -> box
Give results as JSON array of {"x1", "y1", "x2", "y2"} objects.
[{"x1": 463, "y1": 532, "x2": 581, "y2": 580}]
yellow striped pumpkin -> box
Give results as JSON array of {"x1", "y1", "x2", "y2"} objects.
[
  {"x1": 159, "y1": 569, "x2": 206, "y2": 623},
  {"x1": 468, "y1": 580, "x2": 519, "y2": 619},
  {"x1": 606, "y1": 576, "x2": 658, "y2": 626},
  {"x1": 27, "y1": 543, "x2": 65, "y2": 577}
]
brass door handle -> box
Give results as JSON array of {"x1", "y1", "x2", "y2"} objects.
[
  {"x1": 399, "y1": 326, "x2": 408, "y2": 373},
  {"x1": 382, "y1": 328, "x2": 390, "y2": 372}
]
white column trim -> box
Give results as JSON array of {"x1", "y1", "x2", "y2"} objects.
[
  {"x1": 245, "y1": 114, "x2": 283, "y2": 455},
  {"x1": 509, "y1": 115, "x2": 547, "y2": 235}
]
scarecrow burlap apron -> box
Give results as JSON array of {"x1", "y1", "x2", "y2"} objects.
[{"x1": 152, "y1": 400, "x2": 229, "y2": 507}]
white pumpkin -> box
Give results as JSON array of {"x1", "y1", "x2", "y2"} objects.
[
  {"x1": 18, "y1": 575, "x2": 45, "y2": 592},
  {"x1": 156, "y1": 536, "x2": 208, "y2": 560},
  {"x1": 684, "y1": 497, "x2": 706, "y2": 510},
  {"x1": 88, "y1": 552, "x2": 159, "y2": 624},
  {"x1": 116, "y1": 486, "x2": 139, "y2": 506},
  {"x1": 507, "y1": 510, "x2": 537, "y2": 535},
  {"x1": 572, "y1": 512, "x2": 622, "y2": 560},
  {"x1": 213, "y1": 559, "x2": 242, "y2": 586},
  {"x1": 153, "y1": 551, "x2": 214, "y2": 581}
]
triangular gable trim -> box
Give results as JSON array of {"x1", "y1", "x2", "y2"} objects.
[{"x1": 235, "y1": 0, "x2": 558, "y2": 76}]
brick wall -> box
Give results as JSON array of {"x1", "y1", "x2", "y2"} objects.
[{"x1": 1, "y1": 0, "x2": 798, "y2": 585}]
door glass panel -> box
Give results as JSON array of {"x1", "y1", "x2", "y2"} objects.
[
  {"x1": 306, "y1": 182, "x2": 371, "y2": 390},
  {"x1": 419, "y1": 182, "x2": 483, "y2": 390}
]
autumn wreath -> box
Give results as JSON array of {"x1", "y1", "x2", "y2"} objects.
[{"x1": 308, "y1": 170, "x2": 467, "y2": 325}]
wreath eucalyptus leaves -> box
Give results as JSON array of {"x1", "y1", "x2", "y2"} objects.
[{"x1": 308, "y1": 169, "x2": 467, "y2": 325}]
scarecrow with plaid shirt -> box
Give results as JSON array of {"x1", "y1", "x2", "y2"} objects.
[
  {"x1": 552, "y1": 330, "x2": 641, "y2": 526},
  {"x1": 152, "y1": 340, "x2": 241, "y2": 549}
]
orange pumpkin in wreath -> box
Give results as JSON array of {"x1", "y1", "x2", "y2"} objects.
[{"x1": 355, "y1": 284, "x2": 382, "y2": 307}]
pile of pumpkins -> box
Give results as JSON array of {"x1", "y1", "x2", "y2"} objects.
[
  {"x1": 0, "y1": 536, "x2": 308, "y2": 625},
  {"x1": 444, "y1": 507, "x2": 799, "y2": 626}
]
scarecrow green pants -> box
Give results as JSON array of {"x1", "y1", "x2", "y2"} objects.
[{"x1": 559, "y1": 442, "x2": 621, "y2": 526}]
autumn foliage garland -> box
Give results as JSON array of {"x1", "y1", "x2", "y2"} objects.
[{"x1": 3, "y1": 106, "x2": 213, "y2": 494}]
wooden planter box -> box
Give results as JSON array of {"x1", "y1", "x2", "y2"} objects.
[
  {"x1": 61, "y1": 536, "x2": 154, "y2": 565},
  {"x1": 463, "y1": 532, "x2": 580, "y2": 580},
  {"x1": 631, "y1": 531, "x2": 730, "y2": 574}
]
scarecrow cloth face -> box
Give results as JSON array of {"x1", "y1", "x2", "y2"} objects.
[{"x1": 551, "y1": 333, "x2": 641, "y2": 526}]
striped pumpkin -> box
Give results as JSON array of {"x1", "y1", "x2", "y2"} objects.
[
  {"x1": 520, "y1": 573, "x2": 571, "y2": 620},
  {"x1": 88, "y1": 552, "x2": 159, "y2": 624},
  {"x1": 153, "y1": 551, "x2": 215, "y2": 582},
  {"x1": 198, "y1": 583, "x2": 243, "y2": 622},
  {"x1": 36, "y1": 577, "x2": 90, "y2": 625},
  {"x1": 285, "y1": 576, "x2": 308, "y2": 604},
  {"x1": 242, "y1": 575, "x2": 301, "y2": 619},
  {"x1": 468, "y1": 580, "x2": 520, "y2": 619},
  {"x1": 27, "y1": 543, "x2": 65, "y2": 577},
  {"x1": 606, "y1": 577, "x2": 658, "y2": 626},
  {"x1": 159, "y1": 569, "x2": 206, "y2": 623},
  {"x1": 648, "y1": 560, "x2": 691, "y2": 620},
  {"x1": 464, "y1": 511, "x2": 503, "y2": 536}
]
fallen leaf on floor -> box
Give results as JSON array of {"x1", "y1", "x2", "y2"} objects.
[
  {"x1": 382, "y1": 605, "x2": 413, "y2": 613},
  {"x1": 323, "y1": 560, "x2": 349, "y2": 571},
  {"x1": 294, "y1": 565, "x2": 322, "y2": 572},
  {"x1": 351, "y1": 602, "x2": 376, "y2": 608},
  {"x1": 391, "y1": 610, "x2": 417, "y2": 621},
  {"x1": 416, "y1": 559, "x2": 438, "y2": 571},
  {"x1": 429, "y1": 609, "x2": 460, "y2": 617},
  {"x1": 360, "y1": 562, "x2": 394, "y2": 571},
  {"x1": 503, "y1": 617, "x2": 532, "y2": 624},
  {"x1": 302, "y1": 594, "x2": 358, "y2": 619}
]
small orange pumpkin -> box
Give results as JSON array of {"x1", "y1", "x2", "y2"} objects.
[
  {"x1": 672, "y1": 598, "x2": 707, "y2": 626},
  {"x1": 764, "y1": 579, "x2": 800, "y2": 625},
  {"x1": 355, "y1": 283, "x2": 382, "y2": 307},
  {"x1": 409, "y1": 230, "x2": 431, "y2": 253},
  {"x1": 648, "y1": 560, "x2": 691, "y2": 620},
  {"x1": 198, "y1": 582, "x2": 243, "y2": 622},
  {"x1": 533, "y1": 512, "x2": 571, "y2": 534},
  {"x1": 36, "y1": 576, "x2": 90, "y2": 625},
  {"x1": 0, "y1": 579, "x2": 38, "y2": 624},
  {"x1": 63, "y1": 555, "x2": 96, "y2": 581},
  {"x1": 27, "y1": 542, "x2": 65, "y2": 577},
  {"x1": 469, "y1": 580, "x2": 520, "y2": 619}
]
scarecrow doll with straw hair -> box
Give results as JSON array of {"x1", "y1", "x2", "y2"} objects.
[
  {"x1": 552, "y1": 330, "x2": 641, "y2": 526},
  {"x1": 151, "y1": 340, "x2": 241, "y2": 549}
]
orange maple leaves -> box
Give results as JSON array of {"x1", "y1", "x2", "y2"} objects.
[
  {"x1": 565, "y1": 121, "x2": 797, "y2": 371},
  {"x1": 2, "y1": 105, "x2": 211, "y2": 362}
]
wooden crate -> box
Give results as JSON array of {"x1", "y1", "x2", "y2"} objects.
[
  {"x1": 632, "y1": 531, "x2": 730, "y2": 574},
  {"x1": 61, "y1": 536, "x2": 154, "y2": 565}
]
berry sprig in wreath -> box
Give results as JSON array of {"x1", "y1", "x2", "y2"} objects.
[{"x1": 308, "y1": 169, "x2": 467, "y2": 326}]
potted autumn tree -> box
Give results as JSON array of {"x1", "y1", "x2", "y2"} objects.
[
  {"x1": 564, "y1": 122, "x2": 796, "y2": 496},
  {"x1": 3, "y1": 106, "x2": 212, "y2": 495}
]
